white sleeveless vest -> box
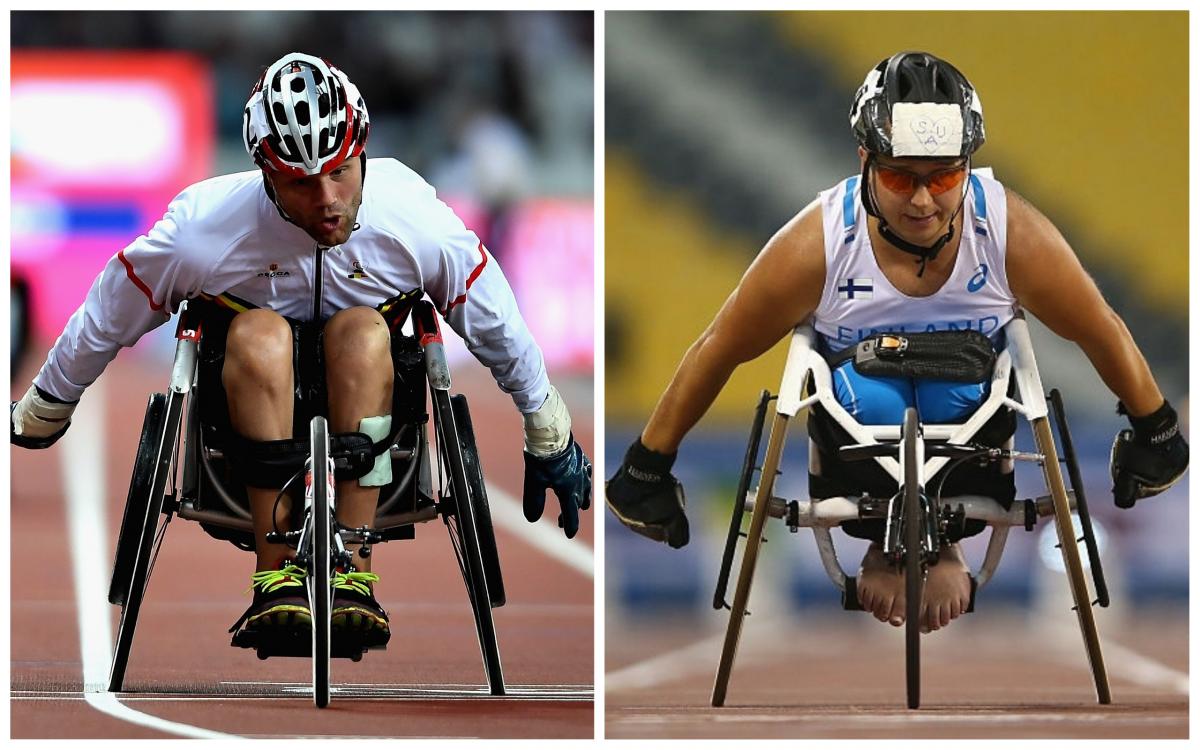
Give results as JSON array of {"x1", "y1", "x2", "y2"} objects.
[{"x1": 813, "y1": 169, "x2": 1017, "y2": 353}]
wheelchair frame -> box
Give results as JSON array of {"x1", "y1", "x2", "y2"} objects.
[
  {"x1": 106, "y1": 299, "x2": 508, "y2": 707},
  {"x1": 711, "y1": 313, "x2": 1111, "y2": 710}
]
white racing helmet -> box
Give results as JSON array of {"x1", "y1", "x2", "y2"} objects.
[{"x1": 243, "y1": 52, "x2": 370, "y2": 176}]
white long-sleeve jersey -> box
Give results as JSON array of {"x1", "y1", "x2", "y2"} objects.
[{"x1": 34, "y1": 158, "x2": 550, "y2": 413}]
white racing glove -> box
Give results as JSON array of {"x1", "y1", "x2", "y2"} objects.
[{"x1": 11, "y1": 385, "x2": 77, "y2": 449}]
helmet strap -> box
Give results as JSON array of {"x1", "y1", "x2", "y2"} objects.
[
  {"x1": 260, "y1": 170, "x2": 298, "y2": 226},
  {"x1": 859, "y1": 154, "x2": 967, "y2": 278}
]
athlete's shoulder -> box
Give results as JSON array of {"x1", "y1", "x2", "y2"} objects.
[
  {"x1": 758, "y1": 197, "x2": 826, "y2": 287},
  {"x1": 142, "y1": 170, "x2": 267, "y2": 274},
  {"x1": 166, "y1": 169, "x2": 264, "y2": 226},
  {"x1": 363, "y1": 157, "x2": 469, "y2": 244},
  {"x1": 1003, "y1": 183, "x2": 1060, "y2": 254},
  {"x1": 365, "y1": 157, "x2": 434, "y2": 194}
]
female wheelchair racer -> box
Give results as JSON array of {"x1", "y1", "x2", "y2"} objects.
[{"x1": 605, "y1": 51, "x2": 1187, "y2": 705}]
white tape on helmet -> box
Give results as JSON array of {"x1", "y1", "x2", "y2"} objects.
[{"x1": 891, "y1": 102, "x2": 964, "y2": 157}]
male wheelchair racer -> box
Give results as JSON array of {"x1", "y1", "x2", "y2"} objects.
[
  {"x1": 105, "y1": 297, "x2": 506, "y2": 708},
  {"x1": 711, "y1": 314, "x2": 1111, "y2": 710}
]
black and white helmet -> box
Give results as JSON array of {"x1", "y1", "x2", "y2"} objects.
[
  {"x1": 850, "y1": 51, "x2": 984, "y2": 159},
  {"x1": 243, "y1": 52, "x2": 370, "y2": 176}
]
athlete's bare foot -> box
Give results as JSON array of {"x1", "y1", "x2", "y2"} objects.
[
  {"x1": 920, "y1": 542, "x2": 972, "y2": 633},
  {"x1": 857, "y1": 543, "x2": 906, "y2": 626}
]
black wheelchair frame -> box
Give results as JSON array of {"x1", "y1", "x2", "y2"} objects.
[
  {"x1": 105, "y1": 299, "x2": 507, "y2": 707},
  {"x1": 711, "y1": 315, "x2": 1111, "y2": 710}
]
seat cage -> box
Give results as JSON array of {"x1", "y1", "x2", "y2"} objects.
[
  {"x1": 168, "y1": 301, "x2": 441, "y2": 546},
  {"x1": 782, "y1": 315, "x2": 1051, "y2": 481},
  {"x1": 754, "y1": 312, "x2": 1076, "y2": 593}
]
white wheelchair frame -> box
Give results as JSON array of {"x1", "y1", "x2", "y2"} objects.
[{"x1": 710, "y1": 313, "x2": 1111, "y2": 710}]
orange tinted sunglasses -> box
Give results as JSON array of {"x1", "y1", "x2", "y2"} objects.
[{"x1": 875, "y1": 163, "x2": 967, "y2": 196}]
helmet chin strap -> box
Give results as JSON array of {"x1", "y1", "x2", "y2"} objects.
[{"x1": 860, "y1": 155, "x2": 966, "y2": 278}]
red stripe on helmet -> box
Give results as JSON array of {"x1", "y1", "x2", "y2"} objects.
[
  {"x1": 442, "y1": 242, "x2": 488, "y2": 314},
  {"x1": 258, "y1": 138, "x2": 309, "y2": 177},
  {"x1": 118, "y1": 250, "x2": 166, "y2": 313}
]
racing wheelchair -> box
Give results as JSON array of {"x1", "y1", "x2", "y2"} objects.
[
  {"x1": 711, "y1": 314, "x2": 1110, "y2": 710},
  {"x1": 105, "y1": 298, "x2": 506, "y2": 708}
]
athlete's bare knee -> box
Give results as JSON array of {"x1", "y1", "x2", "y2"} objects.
[
  {"x1": 224, "y1": 309, "x2": 292, "y2": 385},
  {"x1": 324, "y1": 306, "x2": 390, "y2": 371}
]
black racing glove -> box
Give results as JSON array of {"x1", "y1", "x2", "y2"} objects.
[
  {"x1": 522, "y1": 434, "x2": 592, "y2": 539},
  {"x1": 605, "y1": 438, "x2": 689, "y2": 549},
  {"x1": 1110, "y1": 400, "x2": 1189, "y2": 509}
]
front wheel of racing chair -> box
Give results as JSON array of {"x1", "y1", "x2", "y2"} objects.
[
  {"x1": 306, "y1": 417, "x2": 334, "y2": 709},
  {"x1": 901, "y1": 407, "x2": 924, "y2": 710},
  {"x1": 108, "y1": 316, "x2": 199, "y2": 692}
]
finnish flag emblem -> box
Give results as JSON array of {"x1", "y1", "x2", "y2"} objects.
[{"x1": 838, "y1": 277, "x2": 873, "y2": 300}]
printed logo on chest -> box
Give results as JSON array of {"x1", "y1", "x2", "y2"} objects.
[{"x1": 257, "y1": 263, "x2": 291, "y2": 279}]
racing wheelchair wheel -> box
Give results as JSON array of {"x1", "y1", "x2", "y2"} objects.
[
  {"x1": 108, "y1": 393, "x2": 167, "y2": 607},
  {"x1": 308, "y1": 417, "x2": 333, "y2": 709},
  {"x1": 901, "y1": 407, "x2": 923, "y2": 710},
  {"x1": 434, "y1": 389, "x2": 505, "y2": 695},
  {"x1": 711, "y1": 409, "x2": 791, "y2": 707},
  {"x1": 451, "y1": 394, "x2": 505, "y2": 606},
  {"x1": 108, "y1": 390, "x2": 184, "y2": 692},
  {"x1": 1032, "y1": 414, "x2": 1112, "y2": 704}
]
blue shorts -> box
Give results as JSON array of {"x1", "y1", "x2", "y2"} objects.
[{"x1": 831, "y1": 361, "x2": 990, "y2": 425}]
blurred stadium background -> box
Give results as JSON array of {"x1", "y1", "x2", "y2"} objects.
[
  {"x1": 11, "y1": 10, "x2": 594, "y2": 377},
  {"x1": 605, "y1": 11, "x2": 1187, "y2": 636}
]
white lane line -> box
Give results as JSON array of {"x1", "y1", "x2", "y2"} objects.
[
  {"x1": 606, "y1": 619, "x2": 808, "y2": 693},
  {"x1": 616, "y1": 712, "x2": 1179, "y2": 725},
  {"x1": 223, "y1": 681, "x2": 591, "y2": 689},
  {"x1": 486, "y1": 485, "x2": 593, "y2": 578},
  {"x1": 1102, "y1": 639, "x2": 1189, "y2": 695},
  {"x1": 17, "y1": 692, "x2": 593, "y2": 703},
  {"x1": 606, "y1": 632, "x2": 727, "y2": 692},
  {"x1": 608, "y1": 620, "x2": 1189, "y2": 702},
  {"x1": 218, "y1": 681, "x2": 594, "y2": 700},
  {"x1": 1042, "y1": 625, "x2": 1189, "y2": 696},
  {"x1": 62, "y1": 384, "x2": 240, "y2": 740}
]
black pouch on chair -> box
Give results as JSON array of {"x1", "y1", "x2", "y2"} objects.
[{"x1": 832, "y1": 330, "x2": 996, "y2": 382}]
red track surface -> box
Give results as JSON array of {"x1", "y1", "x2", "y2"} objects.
[
  {"x1": 12, "y1": 345, "x2": 594, "y2": 738},
  {"x1": 606, "y1": 609, "x2": 1187, "y2": 738}
]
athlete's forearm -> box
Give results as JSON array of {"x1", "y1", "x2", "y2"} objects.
[
  {"x1": 639, "y1": 332, "x2": 742, "y2": 455},
  {"x1": 1074, "y1": 308, "x2": 1164, "y2": 417}
]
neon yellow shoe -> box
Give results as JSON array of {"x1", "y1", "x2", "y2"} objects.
[
  {"x1": 236, "y1": 563, "x2": 311, "y2": 633},
  {"x1": 331, "y1": 570, "x2": 390, "y2": 646}
]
